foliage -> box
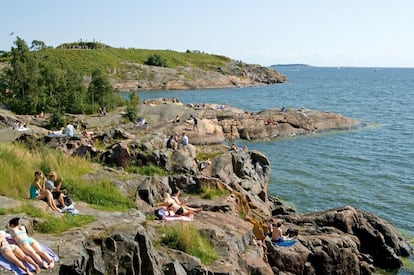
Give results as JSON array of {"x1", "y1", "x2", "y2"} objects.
[
  {"x1": 2, "y1": 204, "x2": 95, "y2": 234},
  {"x1": 144, "y1": 54, "x2": 167, "y2": 67},
  {"x1": 0, "y1": 142, "x2": 94, "y2": 198},
  {"x1": 87, "y1": 69, "x2": 122, "y2": 113},
  {"x1": 159, "y1": 223, "x2": 219, "y2": 265},
  {"x1": 66, "y1": 178, "x2": 135, "y2": 210},
  {"x1": 200, "y1": 186, "x2": 229, "y2": 200},
  {"x1": 196, "y1": 150, "x2": 224, "y2": 161},
  {"x1": 0, "y1": 37, "x2": 122, "y2": 115},
  {"x1": 0, "y1": 143, "x2": 134, "y2": 210},
  {"x1": 124, "y1": 93, "x2": 140, "y2": 122},
  {"x1": 125, "y1": 164, "x2": 168, "y2": 176},
  {"x1": 30, "y1": 40, "x2": 47, "y2": 51},
  {"x1": 47, "y1": 111, "x2": 66, "y2": 130}
]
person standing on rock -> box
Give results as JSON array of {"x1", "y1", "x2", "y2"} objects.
[{"x1": 192, "y1": 115, "x2": 198, "y2": 131}]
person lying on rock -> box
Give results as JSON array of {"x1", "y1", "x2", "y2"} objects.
[
  {"x1": 0, "y1": 229, "x2": 40, "y2": 274},
  {"x1": 155, "y1": 192, "x2": 201, "y2": 217},
  {"x1": 8, "y1": 217, "x2": 55, "y2": 270}
]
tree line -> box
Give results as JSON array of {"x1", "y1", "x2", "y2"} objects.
[{"x1": 0, "y1": 37, "x2": 125, "y2": 120}]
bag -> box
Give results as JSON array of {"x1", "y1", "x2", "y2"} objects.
[
  {"x1": 64, "y1": 195, "x2": 73, "y2": 207},
  {"x1": 154, "y1": 208, "x2": 167, "y2": 220},
  {"x1": 286, "y1": 228, "x2": 299, "y2": 238}
]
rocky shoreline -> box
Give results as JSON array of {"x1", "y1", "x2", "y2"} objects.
[{"x1": 0, "y1": 101, "x2": 412, "y2": 275}]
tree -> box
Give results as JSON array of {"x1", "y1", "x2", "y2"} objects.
[
  {"x1": 87, "y1": 69, "x2": 121, "y2": 113},
  {"x1": 30, "y1": 40, "x2": 47, "y2": 51},
  {"x1": 1, "y1": 37, "x2": 41, "y2": 114},
  {"x1": 124, "y1": 93, "x2": 140, "y2": 122},
  {"x1": 144, "y1": 54, "x2": 167, "y2": 67}
]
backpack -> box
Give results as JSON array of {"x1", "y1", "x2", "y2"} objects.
[{"x1": 64, "y1": 194, "x2": 73, "y2": 207}]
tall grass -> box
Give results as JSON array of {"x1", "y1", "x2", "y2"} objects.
[
  {"x1": 0, "y1": 142, "x2": 133, "y2": 210},
  {"x1": 0, "y1": 143, "x2": 93, "y2": 198},
  {"x1": 159, "y1": 223, "x2": 219, "y2": 265}
]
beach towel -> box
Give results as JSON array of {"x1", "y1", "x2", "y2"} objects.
[
  {"x1": 0, "y1": 240, "x2": 59, "y2": 275},
  {"x1": 164, "y1": 214, "x2": 194, "y2": 222},
  {"x1": 155, "y1": 207, "x2": 194, "y2": 221},
  {"x1": 272, "y1": 238, "x2": 297, "y2": 247}
]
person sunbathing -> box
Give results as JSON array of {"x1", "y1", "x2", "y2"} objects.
[
  {"x1": 155, "y1": 193, "x2": 201, "y2": 217},
  {"x1": 171, "y1": 189, "x2": 202, "y2": 214},
  {"x1": 8, "y1": 218, "x2": 54, "y2": 270},
  {"x1": 0, "y1": 230, "x2": 40, "y2": 274}
]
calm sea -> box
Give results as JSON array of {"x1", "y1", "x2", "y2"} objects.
[{"x1": 129, "y1": 66, "x2": 414, "y2": 274}]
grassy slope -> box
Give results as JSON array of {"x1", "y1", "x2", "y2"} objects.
[{"x1": 33, "y1": 47, "x2": 231, "y2": 76}]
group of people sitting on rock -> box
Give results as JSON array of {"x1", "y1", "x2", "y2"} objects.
[
  {"x1": 29, "y1": 170, "x2": 77, "y2": 214},
  {"x1": 154, "y1": 188, "x2": 203, "y2": 220},
  {"x1": 0, "y1": 217, "x2": 56, "y2": 274},
  {"x1": 166, "y1": 132, "x2": 189, "y2": 152}
]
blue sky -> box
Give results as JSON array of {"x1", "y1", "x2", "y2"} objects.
[{"x1": 2, "y1": 0, "x2": 414, "y2": 67}]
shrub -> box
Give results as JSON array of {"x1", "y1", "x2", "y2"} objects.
[{"x1": 144, "y1": 54, "x2": 167, "y2": 67}]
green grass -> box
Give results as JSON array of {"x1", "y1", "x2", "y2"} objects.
[
  {"x1": 0, "y1": 142, "x2": 94, "y2": 199},
  {"x1": 196, "y1": 150, "x2": 224, "y2": 161},
  {"x1": 159, "y1": 223, "x2": 219, "y2": 265},
  {"x1": 200, "y1": 186, "x2": 229, "y2": 200},
  {"x1": 30, "y1": 47, "x2": 231, "y2": 78},
  {"x1": 0, "y1": 142, "x2": 134, "y2": 210},
  {"x1": 125, "y1": 164, "x2": 168, "y2": 176},
  {"x1": 2, "y1": 204, "x2": 96, "y2": 234}
]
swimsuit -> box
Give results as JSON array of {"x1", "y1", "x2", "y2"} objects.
[
  {"x1": 10, "y1": 227, "x2": 34, "y2": 245},
  {"x1": 0, "y1": 242, "x2": 16, "y2": 252},
  {"x1": 175, "y1": 207, "x2": 184, "y2": 215},
  {"x1": 29, "y1": 185, "x2": 39, "y2": 199},
  {"x1": 0, "y1": 231, "x2": 16, "y2": 252}
]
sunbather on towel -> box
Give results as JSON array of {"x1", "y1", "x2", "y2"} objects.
[
  {"x1": 8, "y1": 218, "x2": 54, "y2": 270},
  {"x1": 155, "y1": 193, "x2": 201, "y2": 217},
  {"x1": 271, "y1": 221, "x2": 294, "y2": 243},
  {"x1": 0, "y1": 230, "x2": 40, "y2": 274}
]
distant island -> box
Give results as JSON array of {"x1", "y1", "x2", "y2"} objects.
[{"x1": 270, "y1": 64, "x2": 312, "y2": 67}]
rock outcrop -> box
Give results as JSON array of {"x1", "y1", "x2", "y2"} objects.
[
  {"x1": 112, "y1": 61, "x2": 287, "y2": 91},
  {"x1": 0, "y1": 102, "x2": 411, "y2": 275}
]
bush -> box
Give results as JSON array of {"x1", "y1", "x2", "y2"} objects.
[{"x1": 144, "y1": 54, "x2": 167, "y2": 67}]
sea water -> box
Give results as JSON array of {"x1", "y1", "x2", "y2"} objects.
[{"x1": 128, "y1": 66, "x2": 414, "y2": 274}]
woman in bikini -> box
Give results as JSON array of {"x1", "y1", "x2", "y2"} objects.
[
  {"x1": 8, "y1": 218, "x2": 54, "y2": 270},
  {"x1": 156, "y1": 192, "x2": 201, "y2": 217},
  {"x1": 0, "y1": 230, "x2": 40, "y2": 274},
  {"x1": 170, "y1": 189, "x2": 202, "y2": 214},
  {"x1": 29, "y1": 170, "x2": 61, "y2": 212}
]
